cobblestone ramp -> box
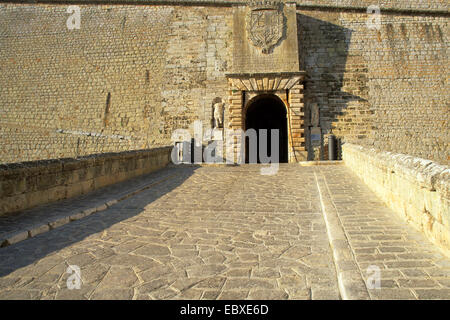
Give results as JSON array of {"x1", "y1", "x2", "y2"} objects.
[
  {"x1": 0, "y1": 164, "x2": 448, "y2": 300},
  {"x1": 316, "y1": 166, "x2": 450, "y2": 300}
]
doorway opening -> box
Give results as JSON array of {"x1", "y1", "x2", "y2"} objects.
[{"x1": 245, "y1": 94, "x2": 288, "y2": 163}]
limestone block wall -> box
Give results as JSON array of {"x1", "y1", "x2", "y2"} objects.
[
  {"x1": 0, "y1": 2, "x2": 448, "y2": 165},
  {"x1": 342, "y1": 143, "x2": 449, "y2": 256},
  {"x1": 0, "y1": 146, "x2": 172, "y2": 216},
  {"x1": 0, "y1": 4, "x2": 232, "y2": 164},
  {"x1": 298, "y1": 9, "x2": 449, "y2": 164}
]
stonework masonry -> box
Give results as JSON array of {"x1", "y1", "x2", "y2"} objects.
[
  {"x1": 0, "y1": 1, "x2": 448, "y2": 165},
  {"x1": 0, "y1": 146, "x2": 172, "y2": 215},
  {"x1": 298, "y1": 8, "x2": 449, "y2": 163},
  {"x1": 0, "y1": 4, "x2": 233, "y2": 163},
  {"x1": 343, "y1": 143, "x2": 449, "y2": 256}
]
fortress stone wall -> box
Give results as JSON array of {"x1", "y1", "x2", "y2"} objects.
[
  {"x1": 297, "y1": 8, "x2": 449, "y2": 163},
  {"x1": 0, "y1": 1, "x2": 448, "y2": 165},
  {"x1": 0, "y1": 4, "x2": 233, "y2": 162}
]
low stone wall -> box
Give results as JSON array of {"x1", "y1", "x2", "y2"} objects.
[
  {"x1": 342, "y1": 143, "x2": 449, "y2": 255},
  {"x1": 0, "y1": 147, "x2": 172, "y2": 216}
]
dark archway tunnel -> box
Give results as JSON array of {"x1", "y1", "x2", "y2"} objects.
[{"x1": 245, "y1": 95, "x2": 288, "y2": 163}]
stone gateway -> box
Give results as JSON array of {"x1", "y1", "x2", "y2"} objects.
[
  {"x1": 0, "y1": 0, "x2": 447, "y2": 165},
  {"x1": 0, "y1": 0, "x2": 449, "y2": 301}
]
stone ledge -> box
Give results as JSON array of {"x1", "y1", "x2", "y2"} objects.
[
  {"x1": 0, "y1": 169, "x2": 178, "y2": 248},
  {"x1": 0, "y1": 146, "x2": 172, "y2": 216},
  {"x1": 342, "y1": 143, "x2": 450, "y2": 256},
  {"x1": 0, "y1": 147, "x2": 170, "y2": 174},
  {"x1": 344, "y1": 144, "x2": 449, "y2": 195},
  {"x1": 299, "y1": 160, "x2": 343, "y2": 166},
  {"x1": 1, "y1": 1, "x2": 448, "y2": 15},
  {"x1": 314, "y1": 171, "x2": 370, "y2": 300}
]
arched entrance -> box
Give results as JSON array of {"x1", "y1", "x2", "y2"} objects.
[{"x1": 245, "y1": 94, "x2": 288, "y2": 163}]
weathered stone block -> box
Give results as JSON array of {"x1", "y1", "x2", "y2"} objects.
[{"x1": 343, "y1": 143, "x2": 450, "y2": 256}]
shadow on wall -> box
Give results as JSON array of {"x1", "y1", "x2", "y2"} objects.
[
  {"x1": 297, "y1": 14, "x2": 368, "y2": 160},
  {"x1": 0, "y1": 166, "x2": 199, "y2": 278}
]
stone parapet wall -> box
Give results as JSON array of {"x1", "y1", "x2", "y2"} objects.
[
  {"x1": 342, "y1": 143, "x2": 449, "y2": 255},
  {"x1": 0, "y1": 146, "x2": 172, "y2": 216}
]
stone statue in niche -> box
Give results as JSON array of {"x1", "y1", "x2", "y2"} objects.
[
  {"x1": 212, "y1": 100, "x2": 225, "y2": 129},
  {"x1": 310, "y1": 102, "x2": 320, "y2": 127}
]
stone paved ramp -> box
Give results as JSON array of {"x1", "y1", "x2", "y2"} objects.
[
  {"x1": 317, "y1": 166, "x2": 450, "y2": 299},
  {"x1": 0, "y1": 164, "x2": 448, "y2": 300}
]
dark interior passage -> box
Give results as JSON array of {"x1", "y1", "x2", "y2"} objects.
[{"x1": 245, "y1": 95, "x2": 288, "y2": 163}]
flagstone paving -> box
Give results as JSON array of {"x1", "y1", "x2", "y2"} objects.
[
  {"x1": 316, "y1": 166, "x2": 450, "y2": 300},
  {"x1": 0, "y1": 164, "x2": 448, "y2": 299}
]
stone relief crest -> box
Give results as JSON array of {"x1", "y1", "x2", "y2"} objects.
[{"x1": 246, "y1": 1, "x2": 285, "y2": 54}]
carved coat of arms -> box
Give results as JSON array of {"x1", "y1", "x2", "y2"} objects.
[{"x1": 246, "y1": 3, "x2": 285, "y2": 54}]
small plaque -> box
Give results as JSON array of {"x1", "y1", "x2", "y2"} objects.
[{"x1": 310, "y1": 127, "x2": 321, "y2": 146}]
